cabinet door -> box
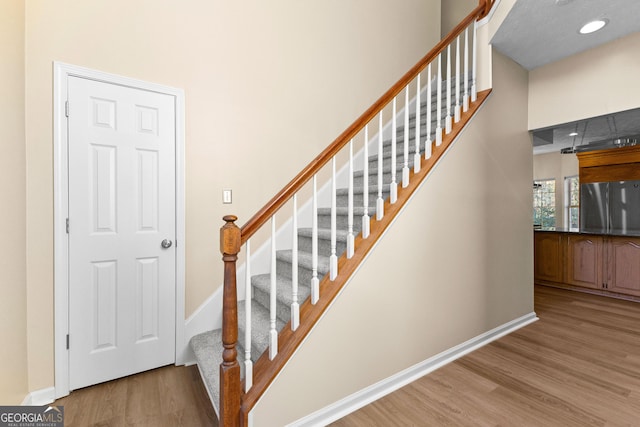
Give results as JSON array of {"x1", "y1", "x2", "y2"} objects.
[
  {"x1": 566, "y1": 235, "x2": 603, "y2": 289},
  {"x1": 534, "y1": 233, "x2": 564, "y2": 283},
  {"x1": 607, "y1": 237, "x2": 640, "y2": 296}
]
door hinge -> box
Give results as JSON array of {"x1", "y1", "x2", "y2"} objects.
[
  {"x1": 65, "y1": 100, "x2": 69, "y2": 118},
  {"x1": 66, "y1": 218, "x2": 69, "y2": 234},
  {"x1": 66, "y1": 334, "x2": 70, "y2": 350}
]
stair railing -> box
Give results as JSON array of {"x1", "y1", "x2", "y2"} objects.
[{"x1": 219, "y1": 1, "x2": 494, "y2": 425}]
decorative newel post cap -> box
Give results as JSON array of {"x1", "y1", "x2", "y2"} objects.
[
  {"x1": 223, "y1": 215, "x2": 238, "y2": 223},
  {"x1": 220, "y1": 215, "x2": 241, "y2": 255}
]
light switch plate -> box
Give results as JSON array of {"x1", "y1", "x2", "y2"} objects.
[{"x1": 223, "y1": 189, "x2": 232, "y2": 204}]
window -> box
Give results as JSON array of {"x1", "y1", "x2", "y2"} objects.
[
  {"x1": 565, "y1": 175, "x2": 579, "y2": 230},
  {"x1": 533, "y1": 179, "x2": 556, "y2": 227}
]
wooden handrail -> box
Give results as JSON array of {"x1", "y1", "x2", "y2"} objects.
[
  {"x1": 481, "y1": 0, "x2": 495, "y2": 19},
  {"x1": 240, "y1": 1, "x2": 490, "y2": 243}
]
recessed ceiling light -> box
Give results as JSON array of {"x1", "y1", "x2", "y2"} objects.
[
  {"x1": 569, "y1": 132, "x2": 578, "y2": 136},
  {"x1": 579, "y1": 19, "x2": 608, "y2": 35}
]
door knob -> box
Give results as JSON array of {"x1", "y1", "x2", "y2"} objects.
[{"x1": 161, "y1": 239, "x2": 173, "y2": 249}]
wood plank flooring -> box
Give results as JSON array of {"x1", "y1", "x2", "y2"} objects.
[
  {"x1": 53, "y1": 285, "x2": 640, "y2": 426},
  {"x1": 53, "y1": 365, "x2": 217, "y2": 427},
  {"x1": 330, "y1": 285, "x2": 640, "y2": 426}
]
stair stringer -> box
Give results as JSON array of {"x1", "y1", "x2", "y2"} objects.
[{"x1": 240, "y1": 89, "x2": 493, "y2": 423}]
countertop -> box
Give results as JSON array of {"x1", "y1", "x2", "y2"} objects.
[{"x1": 534, "y1": 227, "x2": 640, "y2": 237}]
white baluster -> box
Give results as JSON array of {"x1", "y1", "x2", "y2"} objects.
[
  {"x1": 362, "y1": 126, "x2": 371, "y2": 238},
  {"x1": 445, "y1": 45, "x2": 452, "y2": 134},
  {"x1": 414, "y1": 73, "x2": 421, "y2": 173},
  {"x1": 269, "y1": 216, "x2": 277, "y2": 360},
  {"x1": 472, "y1": 21, "x2": 477, "y2": 103},
  {"x1": 390, "y1": 98, "x2": 398, "y2": 203},
  {"x1": 425, "y1": 63, "x2": 432, "y2": 160},
  {"x1": 376, "y1": 113, "x2": 384, "y2": 220},
  {"x1": 455, "y1": 35, "x2": 461, "y2": 123},
  {"x1": 330, "y1": 157, "x2": 338, "y2": 280},
  {"x1": 402, "y1": 86, "x2": 410, "y2": 188},
  {"x1": 347, "y1": 139, "x2": 355, "y2": 258},
  {"x1": 291, "y1": 195, "x2": 299, "y2": 331},
  {"x1": 311, "y1": 175, "x2": 319, "y2": 304},
  {"x1": 463, "y1": 27, "x2": 470, "y2": 112},
  {"x1": 244, "y1": 240, "x2": 253, "y2": 391},
  {"x1": 436, "y1": 54, "x2": 443, "y2": 147}
]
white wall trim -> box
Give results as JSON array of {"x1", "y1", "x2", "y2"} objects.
[
  {"x1": 288, "y1": 311, "x2": 538, "y2": 427},
  {"x1": 53, "y1": 62, "x2": 186, "y2": 398},
  {"x1": 21, "y1": 387, "x2": 56, "y2": 406}
]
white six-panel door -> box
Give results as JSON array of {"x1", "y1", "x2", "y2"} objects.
[{"x1": 67, "y1": 76, "x2": 176, "y2": 390}]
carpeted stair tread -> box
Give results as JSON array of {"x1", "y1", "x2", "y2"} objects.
[
  {"x1": 276, "y1": 249, "x2": 331, "y2": 274},
  {"x1": 336, "y1": 184, "x2": 392, "y2": 197},
  {"x1": 190, "y1": 329, "x2": 224, "y2": 415},
  {"x1": 238, "y1": 299, "x2": 286, "y2": 361},
  {"x1": 318, "y1": 206, "x2": 369, "y2": 216},
  {"x1": 251, "y1": 273, "x2": 312, "y2": 324},
  {"x1": 298, "y1": 227, "x2": 350, "y2": 241}
]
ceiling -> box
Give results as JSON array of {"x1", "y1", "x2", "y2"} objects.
[
  {"x1": 490, "y1": 0, "x2": 640, "y2": 155},
  {"x1": 491, "y1": 0, "x2": 640, "y2": 70}
]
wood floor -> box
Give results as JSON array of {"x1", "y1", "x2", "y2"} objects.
[
  {"x1": 53, "y1": 364, "x2": 217, "y2": 427},
  {"x1": 53, "y1": 285, "x2": 640, "y2": 426},
  {"x1": 331, "y1": 285, "x2": 640, "y2": 426}
]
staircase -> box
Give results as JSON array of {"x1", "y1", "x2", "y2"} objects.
[
  {"x1": 190, "y1": 2, "x2": 494, "y2": 424},
  {"x1": 191, "y1": 78, "x2": 479, "y2": 413}
]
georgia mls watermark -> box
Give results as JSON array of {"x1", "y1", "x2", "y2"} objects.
[{"x1": 0, "y1": 406, "x2": 64, "y2": 427}]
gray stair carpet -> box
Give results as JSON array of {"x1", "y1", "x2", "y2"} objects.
[{"x1": 189, "y1": 79, "x2": 470, "y2": 415}]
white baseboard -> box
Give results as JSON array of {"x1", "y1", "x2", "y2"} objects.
[
  {"x1": 21, "y1": 387, "x2": 56, "y2": 406},
  {"x1": 288, "y1": 311, "x2": 538, "y2": 427}
]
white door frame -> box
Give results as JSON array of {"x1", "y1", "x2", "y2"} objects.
[{"x1": 53, "y1": 62, "x2": 186, "y2": 398}]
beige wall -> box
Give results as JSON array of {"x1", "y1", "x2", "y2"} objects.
[
  {"x1": 23, "y1": 0, "x2": 441, "y2": 393},
  {"x1": 533, "y1": 152, "x2": 579, "y2": 228},
  {"x1": 254, "y1": 50, "x2": 533, "y2": 426},
  {"x1": 529, "y1": 31, "x2": 640, "y2": 130},
  {"x1": 0, "y1": 0, "x2": 28, "y2": 405},
  {"x1": 441, "y1": 0, "x2": 477, "y2": 37}
]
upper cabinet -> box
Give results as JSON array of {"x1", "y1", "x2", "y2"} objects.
[{"x1": 577, "y1": 145, "x2": 640, "y2": 183}]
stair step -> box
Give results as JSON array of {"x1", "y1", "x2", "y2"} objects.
[
  {"x1": 354, "y1": 168, "x2": 404, "y2": 187},
  {"x1": 317, "y1": 207, "x2": 366, "y2": 232},
  {"x1": 298, "y1": 227, "x2": 349, "y2": 257},
  {"x1": 251, "y1": 273, "x2": 312, "y2": 324},
  {"x1": 190, "y1": 329, "x2": 224, "y2": 415},
  {"x1": 276, "y1": 249, "x2": 330, "y2": 283},
  {"x1": 238, "y1": 299, "x2": 286, "y2": 361}
]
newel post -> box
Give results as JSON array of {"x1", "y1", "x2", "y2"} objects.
[{"x1": 220, "y1": 215, "x2": 241, "y2": 427}]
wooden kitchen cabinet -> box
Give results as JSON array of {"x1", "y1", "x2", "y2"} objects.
[
  {"x1": 535, "y1": 231, "x2": 640, "y2": 298},
  {"x1": 565, "y1": 234, "x2": 603, "y2": 289},
  {"x1": 606, "y1": 237, "x2": 640, "y2": 296},
  {"x1": 534, "y1": 232, "x2": 564, "y2": 283}
]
